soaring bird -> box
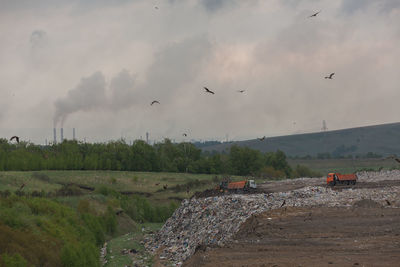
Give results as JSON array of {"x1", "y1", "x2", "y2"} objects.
[
  {"x1": 151, "y1": 100, "x2": 160, "y2": 105},
  {"x1": 309, "y1": 11, "x2": 321, "y2": 18},
  {"x1": 203, "y1": 87, "x2": 215, "y2": 94},
  {"x1": 237, "y1": 90, "x2": 245, "y2": 93},
  {"x1": 154, "y1": 6, "x2": 159, "y2": 9},
  {"x1": 183, "y1": 133, "x2": 187, "y2": 137},
  {"x1": 325, "y1": 73, "x2": 335, "y2": 79},
  {"x1": 10, "y1": 136, "x2": 20, "y2": 143},
  {"x1": 258, "y1": 136, "x2": 266, "y2": 141}
]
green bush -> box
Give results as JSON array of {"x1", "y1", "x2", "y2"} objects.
[
  {"x1": 121, "y1": 195, "x2": 178, "y2": 223},
  {"x1": 103, "y1": 206, "x2": 117, "y2": 235},
  {"x1": 61, "y1": 242, "x2": 99, "y2": 267},
  {"x1": 0, "y1": 196, "x2": 104, "y2": 266},
  {"x1": 292, "y1": 165, "x2": 322, "y2": 178},
  {"x1": 0, "y1": 253, "x2": 27, "y2": 267}
]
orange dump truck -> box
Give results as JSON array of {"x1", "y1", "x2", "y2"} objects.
[
  {"x1": 219, "y1": 180, "x2": 257, "y2": 191},
  {"x1": 327, "y1": 172, "x2": 357, "y2": 186}
]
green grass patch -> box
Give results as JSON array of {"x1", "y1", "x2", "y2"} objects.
[{"x1": 105, "y1": 223, "x2": 162, "y2": 267}]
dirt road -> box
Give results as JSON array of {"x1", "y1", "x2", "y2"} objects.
[{"x1": 184, "y1": 204, "x2": 400, "y2": 267}]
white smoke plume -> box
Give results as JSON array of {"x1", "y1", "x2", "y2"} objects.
[{"x1": 53, "y1": 35, "x2": 213, "y2": 128}]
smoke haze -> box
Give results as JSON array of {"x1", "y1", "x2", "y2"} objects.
[{"x1": 0, "y1": 0, "x2": 399, "y2": 143}]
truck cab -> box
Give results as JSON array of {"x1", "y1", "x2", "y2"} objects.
[
  {"x1": 248, "y1": 180, "x2": 257, "y2": 189},
  {"x1": 326, "y1": 173, "x2": 337, "y2": 185}
]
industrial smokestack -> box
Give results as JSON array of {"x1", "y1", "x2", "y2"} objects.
[
  {"x1": 53, "y1": 128, "x2": 57, "y2": 144},
  {"x1": 60, "y1": 128, "x2": 64, "y2": 142},
  {"x1": 73, "y1": 128, "x2": 76, "y2": 140}
]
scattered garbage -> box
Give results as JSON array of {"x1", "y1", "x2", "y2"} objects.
[{"x1": 145, "y1": 171, "x2": 400, "y2": 266}]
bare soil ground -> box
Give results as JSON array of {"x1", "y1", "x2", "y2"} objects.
[
  {"x1": 184, "y1": 178, "x2": 400, "y2": 267},
  {"x1": 259, "y1": 179, "x2": 400, "y2": 193},
  {"x1": 184, "y1": 205, "x2": 400, "y2": 267}
]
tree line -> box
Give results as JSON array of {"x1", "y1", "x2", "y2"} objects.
[{"x1": 0, "y1": 138, "x2": 319, "y2": 178}]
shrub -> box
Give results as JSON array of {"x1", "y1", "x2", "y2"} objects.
[
  {"x1": 77, "y1": 199, "x2": 91, "y2": 214},
  {"x1": 56, "y1": 184, "x2": 83, "y2": 196},
  {"x1": 103, "y1": 206, "x2": 117, "y2": 235},
  {"x1": 292, "y1": 165, "x2": 322, "y2": 178},
  {"x1": 61, "y1": 242, "x2": 99, "y2": 267},
  {"x1": 0, "y1": 253, "x2": 27, "y2": 267},
  {"x1": 108, "y1": 177, "x2": 117, "y2": 184},
  {"x1": 31, "y1": 172, "x2": 51, "y2": 183},
  {"x1": 259, "y1": 166, "x2": 286, "y2": 180}
]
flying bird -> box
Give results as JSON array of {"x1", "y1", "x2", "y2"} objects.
[
  {"x1": 324, "y1": 73, "x2": 335, "y2": 79},
  {"x1": 154, "y1": 6, "x2": 159, "y2": 9},
  {"x1": 237, "y1": 90, "x2": 245, "y2": 93},
  {"x1": 151, "y1": 100, "x2": 160, "y2": 105},
  {"x1": 280, "y1": 200, "x2": 286, "y2": 207},
  {"x1": 308, "y1": 11, "x2": 321, "y2": 18},
  {"x1": 203, "y1": 87, "x2": 215, "y2": 94},
  {"x1": 183, "y1": 133, "x2": 187, "y2": 137},
  {"x1": 258, "y1": 136, "x2": 266, "y2": 141},
  {"x1": 10, "y1": 136, "x2": 20, "y2": 143}
]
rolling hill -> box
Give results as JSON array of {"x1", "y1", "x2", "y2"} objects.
[{"x1": 199, "y1": 122, "x2": 400, "y2": 157}]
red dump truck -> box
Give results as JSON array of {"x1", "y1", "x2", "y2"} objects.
[
  {"x1": 219, "y1": 180, "x2": 257, "y2": 192},
  {"x1": 327, "y1": 172, "x2": 357, "y2": 186}
]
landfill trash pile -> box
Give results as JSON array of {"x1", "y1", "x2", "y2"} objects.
[
  {"x1": 356, "y1": 170, "x2": 400, "y2": 182},
  {"x1": 145, "y1": 173, "x2": 400, "y2": 266}
]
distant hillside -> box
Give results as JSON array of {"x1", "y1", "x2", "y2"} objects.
[{"x1": 200, "y1": 122, "x2": 400, "y2": 157}]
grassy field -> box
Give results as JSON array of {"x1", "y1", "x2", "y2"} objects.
[
  {"x1": 288, "y1": 158, "x2": 400, "y2": 175},
  {"x1": 0, "y1": 171, "x2": 234, "y2": 266},
  {"x1": 0, "y1": 171, "x2": 242, "y2": 203},
  {"x1": 104, "y1": 223, "x2": 162, "y2": 267}
]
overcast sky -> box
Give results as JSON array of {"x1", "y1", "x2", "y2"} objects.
[{"x1": 0, "y1": 0, "x2": 399, "y2": 144}]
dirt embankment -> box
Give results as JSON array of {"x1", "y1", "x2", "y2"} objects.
[
  {"x1": 147, "y1": 171, "x2": 400, "y2": 266},
  {"x1": 185, "y1": 205, "x2": 400, "y2": 267}
]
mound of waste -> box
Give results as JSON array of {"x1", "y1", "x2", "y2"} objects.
[{"x1": 145, "y1": 183, "x2": 400, "y2": 266}]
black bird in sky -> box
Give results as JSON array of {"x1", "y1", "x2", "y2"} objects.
[
  {"x1": 258, "y1": 136, "x2": 266, "y2": 141},
  {"x1": 151, "y1": 100, "x2": 160, "y2": 105},
  {"x1": 237, "y1": 90, "x2": 245, "y2": 93},
  {"x1": 309, "y1": 11, "x2": 321, "y2": 18},
  {"x1": 183, "y1": 133, "x2": 187, "y2": 137},
  {"x1": 154, "y1": 6, "x2": 159, "y2": 10},
  {"x1": 325, "y1": 73, "x2": 335, "y2": 79},
  {"x1": 203, "y1": 87, "x2": 215, "y2": 94},
  {"x1": 10, "y1": 136, "x2": 20, "y2": 143}
]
